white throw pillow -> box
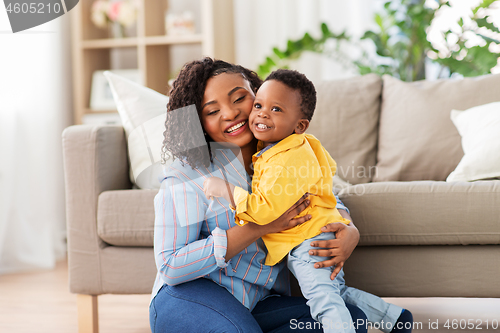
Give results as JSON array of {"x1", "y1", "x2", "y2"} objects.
[
  {"x1": 104, "y1": 71, "x2": 171, "y2": 189},
  {"x1": 446, "y1": 101, "x2": 500, "y2": 182}
]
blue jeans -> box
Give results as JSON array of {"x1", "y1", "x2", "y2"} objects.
[
  {"x1": 149, "y1": 278, "x2": 368, "y2": 333},
  {"x1": 288, "y1": 233, "x2": 403, "y2": 333}
]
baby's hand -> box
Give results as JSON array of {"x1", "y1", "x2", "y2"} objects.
[{"x1": 203, "y1": 177, "x2": 228, "y2": 200}]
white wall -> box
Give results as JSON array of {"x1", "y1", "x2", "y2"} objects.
[{"x1": 233, "y1": 0, "x2": 380, "y2": 82}]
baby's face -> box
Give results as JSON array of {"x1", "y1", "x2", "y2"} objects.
[{"x1": 249, "y1": 80, "x2": 306, "y2": 146}]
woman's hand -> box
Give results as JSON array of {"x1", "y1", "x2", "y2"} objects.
[
  {"x1": 262, "y1": 193, "x2": 312, "y2": 235},
  {"x1": 309, "y1": 211, "x2": 360, "y2": 280}
]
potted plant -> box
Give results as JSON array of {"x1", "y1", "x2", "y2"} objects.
[{"x1": 257, "y1": 0, "x2": 500, "y2": 81}]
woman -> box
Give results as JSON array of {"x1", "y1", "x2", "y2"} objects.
[{"x1": 150, "y1": 58, "x2": 365, "y2": 333}]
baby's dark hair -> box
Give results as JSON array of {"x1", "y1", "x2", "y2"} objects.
[
  {"x1": 265, "y1": 69, "x2": 316, "y2": 121},
  {"x1": 162, "y1": 57, "x2": 262, "y2": 168}
]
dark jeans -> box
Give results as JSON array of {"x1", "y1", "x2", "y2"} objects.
[{"x1": 149, "y1": 278, "x2": 368, "y2": 333}]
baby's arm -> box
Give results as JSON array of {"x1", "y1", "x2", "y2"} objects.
[
  {"x1": 203, "y1": 177, "x2": 235, "y2": 206},
  {"x1": 233, "y1": 164, "x2": 321, "y2": 225}
]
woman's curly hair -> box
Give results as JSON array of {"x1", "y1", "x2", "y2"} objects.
[{"x1": 162, "y1": 57, "x2": 262, "y2": 169}]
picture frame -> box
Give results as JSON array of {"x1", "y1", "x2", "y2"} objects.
[{"x1": 90, "y1": 69, "x2": 143, "y2": 111}]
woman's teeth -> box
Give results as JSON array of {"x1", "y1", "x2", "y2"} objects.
[{"x1": 226, "y1": 121, "x2": 246, "y2": 133}]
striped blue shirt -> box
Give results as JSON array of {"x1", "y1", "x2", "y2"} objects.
[{"x1": 152, "y1": 147, "x2": 349, "y2": 310}]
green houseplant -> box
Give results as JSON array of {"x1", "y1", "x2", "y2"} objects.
[{"x1": 257, "y1": 0, "x2": 500, "y2": 81}]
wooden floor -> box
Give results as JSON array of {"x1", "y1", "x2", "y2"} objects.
[
  {"x1": 0, "y1": 260, "x2": 150, "y2": 333},
  {"x1": 0, "y1": 259, "x2": 499, "y2": 333}
]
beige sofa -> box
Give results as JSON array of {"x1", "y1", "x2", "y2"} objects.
[{"x1": 62, "y1": 73, "x2": 500, "y2": 333}]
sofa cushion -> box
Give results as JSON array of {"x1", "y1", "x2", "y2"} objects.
[
  {"x1": 97, "y1": 189, "x2": 157, "y2": 246},
  {"x1": 339, "y1": 180, "x2": 500, "y2": 246},
  {"x1": 447, "y1": 101, "x2": 500, "y2": 182},
  {"x1": 308, "y1": 74, "x2": 381, "y2": 184},
  {"x1": 374, "y1": 74, "x2": 500, "y2": 182},
  {"x1": 98, "y1": 181, "x2": 500, "y2": 248},
  {"x1": 104, "y1": 71, "x2": 170, "y2": 190}
]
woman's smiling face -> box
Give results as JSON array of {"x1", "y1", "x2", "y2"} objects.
[{"x1": 200, "y1": 73, "x2": 256, "y2": 148}]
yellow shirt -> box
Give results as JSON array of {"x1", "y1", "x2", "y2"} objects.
[{"x1": 234, "y1": 133, "x2": 350, "y2": 266}]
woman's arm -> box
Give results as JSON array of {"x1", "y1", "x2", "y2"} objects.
[
  {"x1": 309, "y1": 202, "x2": 360, "y2": 280},
  {"x1": 154, "y1": 177, "x2": 224, "y2": 285}
]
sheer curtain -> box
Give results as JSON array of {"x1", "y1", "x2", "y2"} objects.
[
  {"x1": 0, "y1": 10, "x2": 72, "y2": 274},
  {"x1": 234, "y1": 0, "x2": 378, "y2": 82}
]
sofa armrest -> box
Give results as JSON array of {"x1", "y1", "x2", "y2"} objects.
[{"x1": 62, "y1": 125, "x2": 131, "y2": 294}]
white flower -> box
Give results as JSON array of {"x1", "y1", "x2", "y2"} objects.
[
  {"x1": 117, "y1": 2, "x2": 137, "y2": 27},
  {"x1": 91, "y1": 0, "x2": 110, "y2": 28},
  {"x1": 92, "y1": 0, "x2": 109, "y2": 15},
  {"x1": 91, "y1": 10, "x2": 108, "y2": 28},
  {"x1": 90, "y1": 0, "x2": 137, "y2": 29}
]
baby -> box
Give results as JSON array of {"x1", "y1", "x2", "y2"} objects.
[{"x1": 204, "y1": 69, "x2": 412, "y2": 333}]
